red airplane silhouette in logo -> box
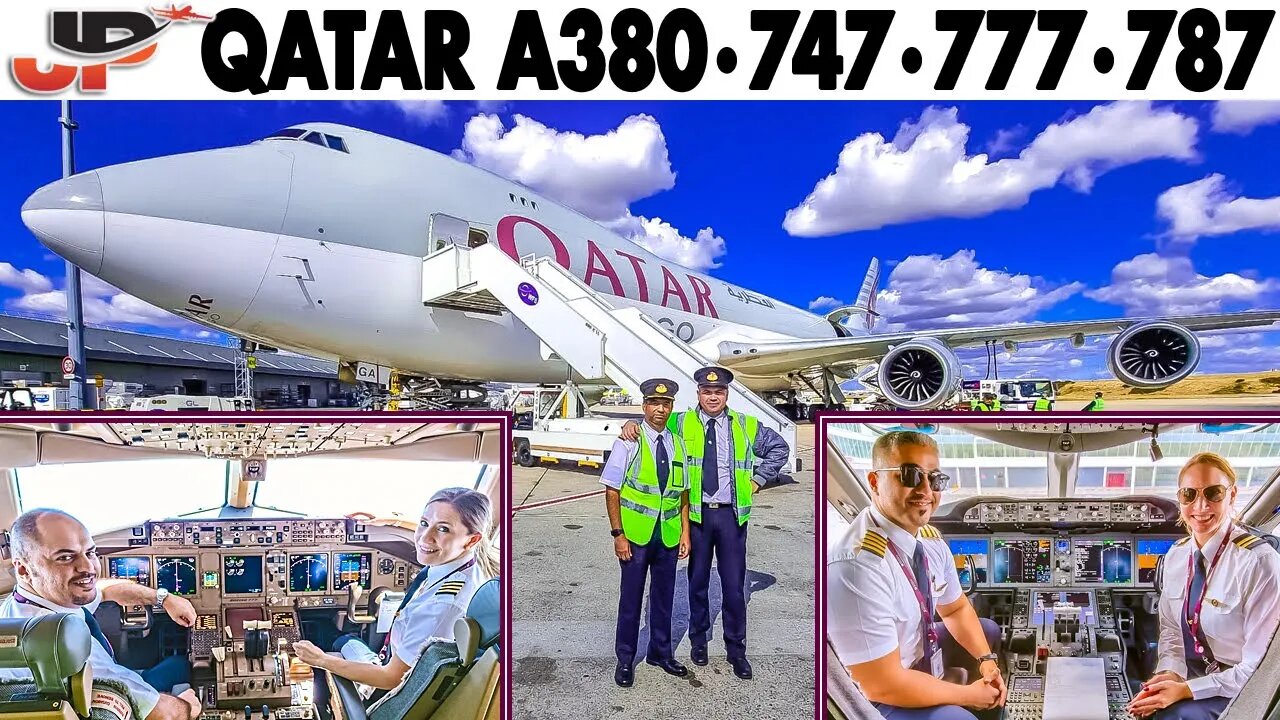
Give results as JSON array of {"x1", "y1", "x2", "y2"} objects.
[{"x1": 150, "y1": 4, "x2": 212, "y2": 22}]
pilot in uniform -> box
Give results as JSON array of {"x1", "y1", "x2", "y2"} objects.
[
  {"x1": 1132, "y1": 519, "x2": 1280, "y2": 719},
  {"x1": 828, "y1": 432, "x2": 1003, "y2": 720},
  {"x1": 321, "y1": 552, "x2": 488, "y2": 701},
  {"x1": 600, "y1": 378, "x2": 690, "y2": 687}
]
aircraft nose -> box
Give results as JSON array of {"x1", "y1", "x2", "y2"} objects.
[{"x1": 21, "y1": 171, "x2": 105, "y2": 274}]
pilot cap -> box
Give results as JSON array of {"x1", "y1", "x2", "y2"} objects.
[
  {"x1": 694, "y1": 366, "x2": 733, "y2": 388},
  {"x1": 641, "y1": 378, "x2": 678, "y2": 401}
]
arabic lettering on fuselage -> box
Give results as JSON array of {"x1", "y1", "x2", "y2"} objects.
[{"x1": 727, "y1": 286, "x2": 775, "y2": 309}]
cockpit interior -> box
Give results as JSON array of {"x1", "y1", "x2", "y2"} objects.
[
  {"x1": 825, "y1": 422, "x2": 1280, "y2": 720},
  {"x1": 0, "y1": 420, "x2": 504, "y2": 720}
]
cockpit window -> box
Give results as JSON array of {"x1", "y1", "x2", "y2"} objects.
[
  {"x1": 252, "y1": 458, "x2": 489, "y2": 519},
  {"x1": 264, "y1": 128, "x2": 307, "y2": 140},
  {"x1": 15, "y1": 459, "x2": 228, "y2": 533},
  {"x1": 259, "y1": 128, "x2": 349, "y2": 153}
]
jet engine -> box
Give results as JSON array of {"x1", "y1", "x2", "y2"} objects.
[
  {"x1": 876, "y1": 338, "x2": 963, "y2": 410},
  {"x1": 1106, "y1": 321, "x2": 1201, "y2": 388}
]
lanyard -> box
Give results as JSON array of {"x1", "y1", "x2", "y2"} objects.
[
  {"x1": 1183, "y1": 527, "x2": 1233, "y2": 660},
  {"x1": 871, "y1": 518, "x2": 937, "y2": 654}
]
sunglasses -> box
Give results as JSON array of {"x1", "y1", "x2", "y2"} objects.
[
  {"x1": 871, "y1": 464, "x2": 951, "y2": 492},
  {"x1": 1177, "y1": 484, "x2": 1229, "y2": 505}
]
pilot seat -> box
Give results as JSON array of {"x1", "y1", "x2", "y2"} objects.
[
  {"x1": 325, "y1": 577, "x2": 500, "y2": 720},
  {"x1": 0, "y1": 612, "x2": 144, "y2": 720}
]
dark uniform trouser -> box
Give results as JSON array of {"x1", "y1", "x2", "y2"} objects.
[
  {"x1": 616, "y1": 529, "x2": 678, "y2": 664},
  {"x1": 688, "y1": 504, "x2": 748, "y2": 659},
  {"x1": 1152, "y1": 698, "x2": 1229, "y2": 720},
  {"x1": 871, "y1": 618, "x2": 1003, "y2": 720}
]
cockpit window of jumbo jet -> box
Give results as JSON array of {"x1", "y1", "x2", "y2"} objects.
[
  {"x1": 824, "y1": 421, "x2": 1280, "y2": 720},
  {"x1": 0, "y1": 421, "x2": 504, "y2": 720}
]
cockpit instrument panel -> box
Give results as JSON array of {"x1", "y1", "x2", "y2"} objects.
[
  {"x1": 223, "y1": 555, "x2": 264, "y2": 595},
  {"x1": 108, "y1": 557, "x2": 150, "y2": 584},
  {"x1": 961, "y1": 499, "x2": 1169, "y2": 526},
  {"x1": 156, "y1": 556, "x2": 198, "y2": 596},
  {"x1": 993, "y1": 538, "x2": 1053, "y2": 584},
  {"x1": 1073, "y1": 539, "x2": 1134, "y2": 585}
]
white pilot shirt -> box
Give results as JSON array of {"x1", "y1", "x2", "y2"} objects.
[
  {"x1": 389, "y1": 554, "x2": 487, "y2": 667},
  {"x1": 1155, "y1": 520, "x2": 1280, "y2": 700},
  {"x1": 600, "y1": 422, "x2": 678, "y2": 491},
  {"x1": 827, "y1": 505, "x2": 962, "y2": 672},
  {"x1": 0, "y1": 586, "x2": 160, "y2": 717}
]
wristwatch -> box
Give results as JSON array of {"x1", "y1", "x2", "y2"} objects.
[
  {"x1": 976, "y1": 652, "x2": 998, "y2": 664},
  {"x1": 610, "y1": 528, "x2": 624, "y2": 537},
  {"x1": 154, "y1": 587, "x2": 170, "y2": 608}
]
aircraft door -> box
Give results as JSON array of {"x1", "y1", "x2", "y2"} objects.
[{"x1": 427, "y1": 213, "x2": 473, "y2": 255}]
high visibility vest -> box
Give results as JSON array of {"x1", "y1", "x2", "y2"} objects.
[
  {"x1": 1091, "y1": 398, "x2": 1105, "y2": 411},
  {"x1": 991, "y1": 399, "x2": 1001, "y2": 411},
  {"x1": 619, "y1": 430, "x2": 687, "y2": 548},
  {"x1": 1034, "y1": 397, "x2": 1051, "y2": 411},
  {"x1": 674, "y1": 409, "x2": 759, "y2": 525},
  {"x1": 974, "y1": 402, "x2": 990, "y2": 411}
]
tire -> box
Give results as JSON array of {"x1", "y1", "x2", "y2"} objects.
[{"x1": 515, "y1": 439, "x2": 535, "y2": 467}]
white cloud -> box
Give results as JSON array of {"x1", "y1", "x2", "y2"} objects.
[
  {"x1": 1156, "y1": 174, "x2": 1280, "y2": 241},
  {"x1": 1085, "y1": 253, "x2": 1278, "y2": 316},
  {"x1": 453, "y1": 113, "x2": 726, "y2": 270},
  {"x1": 1210, "y1": 101, "x2": 1280, "y2": 135},
  {"x1": 873, "y1": 250, "x2": 1084, "y2": 331},
  {"x1": 0, "y1": 262, "x2": 53, "y2": 294},
  {"x1": 809, "y1": 296, "x2": 844, "y2": 312},
  {"x1": 393, "y1": 101, "x2": 448, "y2": 125},
  {"x1": 455, "y1": 113, "x2": 675, "y2": 221},
  {"x1": 605, "y1": 214, "x2": 726, "y2": 271},
  {"x1": 783, "y1": 102, "x2": 1199, "y2": 236},
  {"x1": 0, "y1": 263, "x2": 205, "y2": 330}
]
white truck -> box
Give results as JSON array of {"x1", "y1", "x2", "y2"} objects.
[{"x1": 511, "y1": 384, "x2": 631, "y2": 468}]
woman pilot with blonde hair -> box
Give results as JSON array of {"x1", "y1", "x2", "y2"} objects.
[{"x1": 1128, "y1": 452, "x2": 1280, "y2": 719}]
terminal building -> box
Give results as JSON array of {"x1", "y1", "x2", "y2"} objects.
[{"x1": 0, "y1": 313, "x2": 358, "y2": 408}]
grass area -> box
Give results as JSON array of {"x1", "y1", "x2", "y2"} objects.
[{"x1": 1057, "y1": 372, "x2": 1280, "y2": 399}]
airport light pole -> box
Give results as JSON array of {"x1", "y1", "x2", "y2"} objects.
[{"x1": 60, "y1": 100, "x2": 88, "y2": 411}]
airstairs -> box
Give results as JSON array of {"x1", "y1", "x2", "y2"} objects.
[{"x1": 421, "y1": 241, "x2": 800, "y2": 472}]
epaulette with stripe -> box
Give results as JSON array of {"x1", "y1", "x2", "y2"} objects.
[
  {"x1": 435, "y1": 580, "x2": 468, "y2": 597},
  {"x1": 919, "y1": 525, "x2": 942, "y2": 540},
  {"x1": 1175, "y1": 537, "x2": 1191, "y2": 546},
  {"x1": 1233, "y1": 529, "x2": 1276, "y2": 553},
  {"x1": 858, "y1": 529, "x2": 888, "y2": 559}
]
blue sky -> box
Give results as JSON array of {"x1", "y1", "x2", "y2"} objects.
[{"x1": 3, "y1": 99, "x2": 1280, "y2": 380}]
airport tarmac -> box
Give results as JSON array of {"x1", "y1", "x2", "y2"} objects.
[{"x1": 510, "y1": 423, "x2": 818, "y2": 720}]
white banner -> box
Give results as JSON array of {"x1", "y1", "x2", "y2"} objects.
[{"x1": 3, "y1": 1, "x2": 1280, "y2": 99}]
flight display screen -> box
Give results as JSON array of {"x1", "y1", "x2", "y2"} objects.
[
  {"x1": 108, "y1": 557, "x2": 150, "y2": 584},
  {"x1": 993, "y1": 538, "x2": 1053, "y2": 584},
  {"x1": 223, "y1": 555, "x2": 264, "y2": 594},
  {"x1": 1137, "y1": 539, "x2": 1177, "y2": 584},
  {"x1": 289, "y1": 553, "x2": 329, "y2": 593},
  {"x1": 948, "y1": 539, "x2": 989, "y2": 585},
  {"x1": 156, "y1": 556, "x2": 198, "y2": 596},
  {"x1": 334, "y1": 552, "x2": 372, "y2": 591},
  {"x1": 1073, "y1": 539, "x2": 1134, "y2": 584}
]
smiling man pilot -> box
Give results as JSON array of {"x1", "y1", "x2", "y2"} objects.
[
  {"x1": 0, "y1": 508, "x2": 202, "y2": 720},
  {"x1": 828, "y1": 431, "x2": 1006, "y2": 720}
]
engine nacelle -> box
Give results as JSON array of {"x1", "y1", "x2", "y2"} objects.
[
  {"x1": 1106, "y1": 321, "x2": 1201, "y2": 389},
  {"x1": 876, "y1": 337, "x2": 963, "y2": 410}
]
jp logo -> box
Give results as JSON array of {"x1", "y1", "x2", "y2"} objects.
[{"x1": 518, "y1": 282, "x2": 539, "y2": 306}]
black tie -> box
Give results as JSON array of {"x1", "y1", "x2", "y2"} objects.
[
  {"x1": 703, "y1": 419, "x2": 719, "y2": 497},
  {"x1": 1184, "y1": 549, "x2": 1210, "y2": 670},
  {"x1": 912, "y1": 544, "x2": 935, "y2": 657},
  {"x1": 83, "y1": 609, "x2": 114, "y2": 658},
  {"x1": 655, "y1": 436, "x2": 670, "y2": 493}
]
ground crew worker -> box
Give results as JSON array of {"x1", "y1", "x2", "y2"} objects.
[
  {"x1": 620, "y1": 366, "x2": 791, "y2": 679},
  {"x1": 601, "y1": 378, "x2": 691, "y2": 687},
  {"x1": 1033, "y1": 395, "x2": 1052, "y2": 411},
  {"x1": 828, "y1": 431, "x2": 1006, "y2": 719},
  {"x1": 1128, "y1": 453, "x2": 1280, "y2": 719},
  {"x1": 1083, "y1": 392, "x2": 1105, "y2": 411},
  {"x1": 987, "y1": 393, "x2": 1001, "y2": 411}
]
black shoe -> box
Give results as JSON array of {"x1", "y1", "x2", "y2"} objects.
[
  {"x1": 646, "y1": 656, "x2": 688, "y2": 677},
  {"x1": 615, "y1": 662, "x2": 633, "y2": 687},
  {"x1": 690, "y1": 644, "x2": 708, "y2": 666},
  {"x1": 729, "y1": 656, "x2": 752, "y2": 679}
]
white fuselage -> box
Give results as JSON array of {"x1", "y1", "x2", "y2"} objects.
[{"x1": 22, "y1": 123, "x2": 843, "y2": 392}]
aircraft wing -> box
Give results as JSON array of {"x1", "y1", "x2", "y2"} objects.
[{"x1": 714, "y1": 310, "x2": 1280, "y2": 376}]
